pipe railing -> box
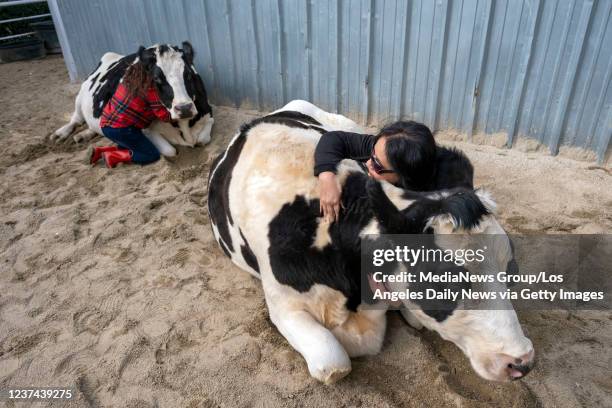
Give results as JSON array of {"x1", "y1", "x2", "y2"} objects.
[
  {"x1": 0, "y1": 0, "x2": 46, "y2": 7},
  {"x1": 0, "y1": 13, "x2": 51, "y2": 25},
  {"x1": 0, "y1": 0, "x2": 49, "y2": 42}
]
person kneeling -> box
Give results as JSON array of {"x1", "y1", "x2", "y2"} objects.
[{"x1": 89, "y1": 61, "x2": 172, "y2": 168}]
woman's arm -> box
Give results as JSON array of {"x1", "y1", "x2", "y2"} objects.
[
  {"x1": 146, "y1": 88, "x2": 172, "y2": 122},
  {"x1": 315, "y1": 131, "x2": 374, "y2": 222},
  {"x1": 314, "y1": 131, "x2": 375, "y2": 176}
]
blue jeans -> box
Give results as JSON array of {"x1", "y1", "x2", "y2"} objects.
[{"x1": 101, "y1": 126, "x2": 160, "y2": 165}]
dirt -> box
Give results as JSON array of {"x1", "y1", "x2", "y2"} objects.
[{"x1": 0, "y1": 56, "x2": 611, "y2": 407}]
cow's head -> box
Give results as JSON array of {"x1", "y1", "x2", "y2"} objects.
[
  {"x1": 137, "y1": 41, "x2": 198, "y2": 120},
  {"x1": 368, "y1": 181, "x2": 535, "y2": 382}
]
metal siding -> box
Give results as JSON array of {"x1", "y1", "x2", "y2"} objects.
[{"x1": 52, "y1": 0, "x2": 612, "y2": 161}]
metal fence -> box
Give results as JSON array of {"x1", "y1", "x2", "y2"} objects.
[
  {"x1": 48, "y1": 0, "x2": 611, "y2": 162},
  {"x1": 0, "y1": 0, "x2": 51, "y2": 41}
]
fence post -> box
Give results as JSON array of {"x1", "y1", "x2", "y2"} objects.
[{"x1": 47, "y1": 0, "x2": 77, "y2": 81}]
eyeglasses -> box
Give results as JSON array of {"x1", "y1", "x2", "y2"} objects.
[{"x1": 370, "y1": 148, "x2": 395, "y2": 175}]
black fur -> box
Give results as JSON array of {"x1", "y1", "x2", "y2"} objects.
[
  {"x1": 265, "y1": 110, "x2": 323, "y2": 126},
  {"x1": 248, "y1": 111, "x2": 325, "y2": 134},
  {"x1": 268, "y1": 175, "x2": 372, "y2": 311},
  {"x1": 207, "y1": 131, "x2": 249, "y2": 254},
  {"x1": 432, "y1": 146, "x2": 474, "y2": 190},
  {"x1": 377, "y1": 185, "x2": 489, "y2": 232},
  {"x1": 240, "y1": 229, "x2": 260, "y2": 274},
  {"x1": 158, "y1": 44, "x2": 171, "y2": 55},
  {"x1": 183, "y1": 62, "x2": 213, "y2": 127},
  {"x1": 219, "y1": 238, "x2": 232, "y2": 258},
  {"x1": 88, "y1": 72, "x2": 100, "y2": 91},
  {"x1": 182, "y1": 41, "x2": 194, "y2": 65},
  {"x1": 92, "y1": 53, "x2": 137, "y2": 118},
  {"x1": 152, "y1": 67, "x2": 174, "y2": 109}
]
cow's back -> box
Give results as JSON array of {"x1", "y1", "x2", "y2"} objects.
[
  {"x1": 75, "y1": 52, "x2": 134, "y2": 132},
  {"x1": 208, "y1": 116, "x2": 329, "y2": 276}
]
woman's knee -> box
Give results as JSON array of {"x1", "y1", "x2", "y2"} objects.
[{"x1": 141, "y1": 150, "x2": 161, "y2": 164}]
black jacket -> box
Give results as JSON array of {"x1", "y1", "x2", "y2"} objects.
[{"x1": 314, "y1": 131, "x2": 375, "y2": 176}]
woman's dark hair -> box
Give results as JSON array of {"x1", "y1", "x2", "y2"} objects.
[
  {"x1": 378, "y1": 121, "x2": 437, "y2": 190},
  {"x1": 122, "y1": 61, "x2": 153, "y2": 98}
]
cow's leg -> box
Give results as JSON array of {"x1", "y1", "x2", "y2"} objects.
[
  {"x1": 400, "y1": 307, "x2": 424, "y2": 330},
  {"x1": 330, "y1": 308, "x2": 387, "y2": 357},
  {"x1": 72, "y1": 128, "x2": 98, "y2": 143},
  {"x1": 143, "y1": 131, "x2": 177, "y2": 157},
  {"x1": 196, "y1": 115, "x2": 214, "y2": 145},
  {"x1": 269, "y1": 307, "x2": 351, "y2": 384},
  {"x1": 51, "y1": 110, "x2": 84, "y2": 142}
]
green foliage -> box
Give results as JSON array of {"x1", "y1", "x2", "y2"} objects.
[{"x1": 0, "y1": 2, "x2": 51, "y2": 39}]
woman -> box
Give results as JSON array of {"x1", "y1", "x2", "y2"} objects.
[
  {"x1": 315, "y1": 121, "x2": 436, "y2": 222},
  {"x1": 88, "y1": 61, "x2": 173, "y2": 168}
]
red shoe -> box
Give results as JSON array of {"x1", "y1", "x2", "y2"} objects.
[
  {"x1": 87, "y1": 145, "x2": 118, "y2": 165},
  {"x1": 103, "y1": 149, "x2": 133, "y2": 168}
]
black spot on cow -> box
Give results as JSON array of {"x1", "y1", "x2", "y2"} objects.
[
  {"x1": 248, "y1": 111, "x2": 325, "y2": 134},
  {"x1": 365, "y1": 181, "x2": 488, "y2": 234},
  {"x1": 151, "y1": 67, "x2": 174, "y2": 109},
  {"x1": 265, "y1": 110, "x2": 323, "y2": 126},
  {"x1": 88, "y1": 72, "x2": 100, "y2": 91},
  {"x1": 208, "y1": 131, "x2": 249, "y2": 253},
  {"x1": 240, "y1": 229, "x2": 260, "y2": 274},
  {"x1": 158, "y1": 44, "x2": 170, "y2": 55},
  {"x1": 268, "y1": 174, "x2": 377, "y2": 312},
  {"x1": 183, "y1": 61, "x2": 213, "y2": 127},
  {"x1": 218, "y1": 238, "x2": 232, "y2": 258},
  {"x1": 92, "y1": 53, "x2": 137, "y2": 118}
]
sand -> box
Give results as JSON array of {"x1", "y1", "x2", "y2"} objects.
[{"x1": 0, "y1": 56, "x2": 611, "y2": 408}]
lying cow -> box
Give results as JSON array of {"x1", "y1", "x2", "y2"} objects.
[
  {"x1": 52, "y1": 42, "x2": 213, "y2": 157},
  {"x1": 207, "y1": 100, "x2": 535, "y2": 384}
]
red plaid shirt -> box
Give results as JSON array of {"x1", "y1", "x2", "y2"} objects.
[{"x1": 100, "y1": 83, "x2": 171, "y2": 129}]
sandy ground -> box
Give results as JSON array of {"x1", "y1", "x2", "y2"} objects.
[{"x1": 0, "y1": 56, "x2": 611, "y2": 408}]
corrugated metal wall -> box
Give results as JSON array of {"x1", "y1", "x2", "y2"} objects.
[{"x1": 51, "y1": 0, "x2": 611, "y2": 162}]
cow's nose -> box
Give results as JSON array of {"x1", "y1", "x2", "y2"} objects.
[
  {"x1": 174, "y1": 103, "x2": 194, "y2": 117},
  {"x1": 505, "y1": 349, "x2": 535, "y2": 380}
]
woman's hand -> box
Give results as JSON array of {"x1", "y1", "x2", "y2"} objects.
[{"x1": 318, "y1": 171, "x2": 342, "y2": 222}]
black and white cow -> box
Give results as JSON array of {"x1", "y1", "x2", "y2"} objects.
[
  {"x1": 208, "y1": 100, "x2": 535, "y2": 384},
  {"x1": 51, "y1": 42, "x2": 213, "y2": 157}
]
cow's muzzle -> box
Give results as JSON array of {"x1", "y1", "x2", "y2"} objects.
[
  {"x1": 502, "y1": 349, "x2": 535, "y2": 380},
  {"x1": 174, "y1": 102, "x2": 196, "y2": 119}
]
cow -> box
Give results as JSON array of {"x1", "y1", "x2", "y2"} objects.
[
  {"x1": 207, "y1": 100, "x2": 535, "y2": 384},
  {"x1": 51, "y1": 42, "x2": 213, "y2": 158}
]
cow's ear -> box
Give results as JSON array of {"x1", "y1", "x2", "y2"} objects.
[
  {"x1": 138, "y1": 46, "x2": 155, "y2": 70},
  {"x1": 182, "y1": 41, "x2": 194, "y2": 64}
]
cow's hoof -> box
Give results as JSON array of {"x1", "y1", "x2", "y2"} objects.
[
  {"x1": 316, "y1": 366, "x2": 352, "y2": 385},
  {"x1": 162, "y1": 153, "x2": 179, "y2": 163},
  {"x1": 309, "y1": 361, "x2": 352, "y2": 384},
  {"x1": 73, "y1": 129, "x2": 96, "y2": 144},
  {"x1": 49, "y1": 132, "x2": 62, "y2": 142}
]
